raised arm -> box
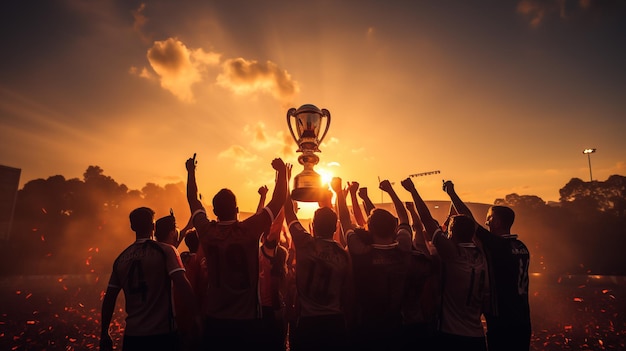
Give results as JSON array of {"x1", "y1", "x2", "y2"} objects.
[
  {"x1": 186, "y1": 153, "x2": 203, "y2": 213},
  {"x1": 400, "y1": 177, "x2": 439, "y2": 240},
  {"x1": 442, "y1": 180, "x2": 475, "y2": 222},
  {"x1": 348, "y1": 181, "x2": 367, "y2": 227},
  {"x1": 265, "y1": 158, "x2": 288, "y2": 219},
  {"x1": 256, "y1": 185, "x2": 269, "y2": 214},
  {"x1": 379, "y1": 179, "x2": 409, "y2": 226},
  {"x1": 405, "y1": 202, "x2": 426, "y2": 246},
  {"x1": 331, "y1": 177, "x2": 355, "y2": 243},
  {"x1": 358, "y1": 187, "x2": 376, "y2": 216}
]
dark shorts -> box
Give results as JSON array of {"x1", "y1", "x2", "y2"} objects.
[
  {"x1": 434, "y1": 332, "x2": 487, "y2": 351},
  {"x1": 291, "y1": 314, "x2": 347, "y2": 351},
  {"x1": 122, "y1": 332, "x2": 179, "y2": 351},
  {"x1": 486, "y1": 321, "x2": 532, "y2": 351},
  {"x1": 202, "y1": 317, "x2": 261, "y2": 351}
]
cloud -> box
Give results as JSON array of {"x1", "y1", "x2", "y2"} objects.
[
  {"x1": 244, "y1": 122, "x2": 271, "y2": 150},
  {"x1": 216, "y1": 57, "x2": 299, "y2": 102},
  {"x1": 516, "y1": 0, "x2": 556, "y2": 28},
  {"x1": 129, "y1": 66, "x2": 156, "y2": 80},
  {"x1": 516, "y1": 0, "x2": 625, "y2": 28},
  {"x1": 131, "y1": 3, "x2": 151, "y2": 43},
  {"x1": 218, "y1": 145, "x2": 259, "y2": 169},
  {"x1": 146, "y1": 38, "x2": 221, "y2": 102}
]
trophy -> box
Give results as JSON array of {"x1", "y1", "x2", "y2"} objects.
[{"x1": 286, "y1": 104, "x2": 331, "y2": 202}]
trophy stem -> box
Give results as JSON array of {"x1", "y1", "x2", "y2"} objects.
[{"x1": 292, "y1": 152, "x2": 322, "y2": 202}]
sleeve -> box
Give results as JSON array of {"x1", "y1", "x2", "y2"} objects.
[
  {"x1": 191, "y1": 209, "x2": 211, "y2": 236},
  {"x1": 107, "y1": 260, "x2": 121, "y2": 289},
  {"x1": 164, "y1": 245, "x2": 186, "y2": 276},
  {"x1": 242, "y1": 208, "x2": 273, "y2": 239},
  {"x1": 396, "y1": 223, "x2": 413, "y2": 252},
  {"x1": 287, "y1": 220, "x2": 313, "y2": 248},
  {"x1": 346, "y1": 228, "x2": 369, "y2": 255},
  {"x1": 475, "y1": 225, "x2": 502, "y2": 250},
  {"x1": 431, "y1": 228, "x2": 456, "y2": 260}
]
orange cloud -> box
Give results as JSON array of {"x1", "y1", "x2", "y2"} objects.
[
  {"x1": 218, "y1": 145, "x2": 258, "y2": 169},
  {"x1": 146, "y1": 38, "x2": 221, "y2": 102},
  {"x1": 216, "y1": 57, "x2": 299, "y2": 102}
]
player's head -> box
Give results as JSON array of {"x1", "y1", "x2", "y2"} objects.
[
  {"x1": 448, "y1": 214, "x2": 475, "y2": 243},
  {"x1": 184, "y1": 229, "x2": 199, "y2": 253},
  {"x1": 367, "y1": 208, "x2": 398, "y2": 241},
  {"x1": 486, "y1": 205, "x2": 515, "y2": 234},
  {"x1": 213, "y1": 188, "x2": 238, "y2": 220},
  {"x1": 312, "y1": 206, "x2": 337, "y2": 239},
  {"x1": 129, "y1": 207, "x2": 155, "y2": 237},
  {"x1": 155, "y1": 214, "x2": 177, "y2": 245}
]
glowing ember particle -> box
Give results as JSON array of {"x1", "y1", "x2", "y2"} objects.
[
  {"x1": 95, "y1": 247, "x2": 99, "y2": 253},
  {"x1": 40, "y1": 235, "x2": 45, "y2": 241},
  {"x1": 79, "y1": 303, "x2": 85, "y2": 308},
  {"x1": 564, "y1": 325, "x2": 573, "y2": 331},
  {"x1": 25, "y1": 293, "x2": 32, "y2": 299},
  {"x1": 573, "y1": 297, "x2": 583, "y2": 302},
  {"x1": 15, "y1": 290, "x2": 21, "y2": 295},
  {"x1": 602, "y1": 289, "x2": 609, "y2": 294},
  {"x1": 69, "y1": 337, "x2": 77, "y2": 342},
  {"x1": 41, "y1": 208, "x2": 47, "y2": 214},
  {"x1": 599, "y1": 339, "x2": 604, "y2": 346},
  {"x1": 26, "y1": 321, "x2": 35, "y2": 325}
]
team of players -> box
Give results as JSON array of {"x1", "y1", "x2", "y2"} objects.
[{"x1": 100, "y1": 156, "x2": 531, "y2": 351}]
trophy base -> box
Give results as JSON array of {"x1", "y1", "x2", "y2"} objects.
[{"x1": 291, "y1": 187, "x2": 323, "y2": 202}]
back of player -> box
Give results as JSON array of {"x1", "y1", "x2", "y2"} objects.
[
  {"x1": 477, "y1": 225, "x2": 531, "y2": 351},
  {"x1": 288, "y1": 212, "x2": 351, "y2": 351},
  {"x1": 110, "y1": 239, "x2": 182, "y2": 349},
  {"x1": 349, "y1": 229, "x2": 412, "y2": 351}
]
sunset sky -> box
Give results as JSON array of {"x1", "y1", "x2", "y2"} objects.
[{"x1": 1, "y1": 0, "x2": 625, "y2": 217}]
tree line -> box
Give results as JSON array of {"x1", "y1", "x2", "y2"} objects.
[{"x1": 1, "y1": 166, "x2": 624, "y2": 276}]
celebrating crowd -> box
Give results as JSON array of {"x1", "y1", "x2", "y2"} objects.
[{"x1": 99, "y1": 155, "x2": 531, "y2": 351}]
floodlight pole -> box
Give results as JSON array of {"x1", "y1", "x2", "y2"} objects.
[{"x1": 583, "y1": 148, "x2": 596, "y2": 182}]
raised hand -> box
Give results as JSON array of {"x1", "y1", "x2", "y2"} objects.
[
  {"x1": 400, "y1": 177, "x2": 415, "y2": 192},
  {"x1": 442, "y1": 180, "x2": 455, "y2": 194},
  {"x1": 186, "y1": 153, "x2": 197, "y2": 172},
  {"x1": 379, "y1": 179, "x2": 393, "y2": 193},
  {"x1": 258, "y1": 185, "x2": 269, "y2": 196},
  {"x1": 271, "y1": 158, "x2": 286, "y2": 172},
  {"x1": 348, "y1": 181, "x2": 359, "y2": 195},
  {"x1": 358, "y1": 187, "x2": 368, "y2": 200},
  {"x1": 330, "y1": 177, "x2": 343, "y2": 194}
]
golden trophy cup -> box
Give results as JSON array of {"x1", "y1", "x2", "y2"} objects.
[{"x1": 286, "y1": 104, "x2": 331, "y2": 202}]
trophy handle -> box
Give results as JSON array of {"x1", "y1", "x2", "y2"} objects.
[
  {"x1": 317, "y1": 108, "x2": 331, "y2": 145},
  {"x1": 286, "y1": 108, "x2": 299, "y2": 144}
]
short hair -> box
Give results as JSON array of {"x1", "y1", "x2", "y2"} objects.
[
  {"x1": 448, "y1": 214, "x2": 475, "y2": 243},
  {"x1": 312, "y1": 207, "x2": 337, "y2": 239},
  {"x1": 490, "y1": 205, "x2": 515, "y2": 229},
  {"x1": 213, "y1": 188, "x2": 238, "y2": 220},
  {"x1": 367, "y1": 208, "x2": 398, "y2": 239},
  {"x1": 155, "y1": 215, "x2": 176, "y2": 242},
  {"x1": 129, "y1": 207, "x2": 155, "y2": 234},
  {"x1": 184, "y1": 229, "x2": 199, "y2": 253}
]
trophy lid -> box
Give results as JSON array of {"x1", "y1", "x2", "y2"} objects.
[{"x1": 296, "y1": 104, "x2": 322, "y2": 114}]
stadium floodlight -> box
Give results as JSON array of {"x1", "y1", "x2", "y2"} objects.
[{"x1": 582, "y1": 148, "x2": 596, "y2": 181}]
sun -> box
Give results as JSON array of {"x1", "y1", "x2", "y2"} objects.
[{"x1": 317, "y1": 168, "x2": 334, "y2": 187}]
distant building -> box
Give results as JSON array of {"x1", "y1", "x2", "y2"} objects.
[{"x1": 0, "y1": 165, "x2": 21, "y2": 240}]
